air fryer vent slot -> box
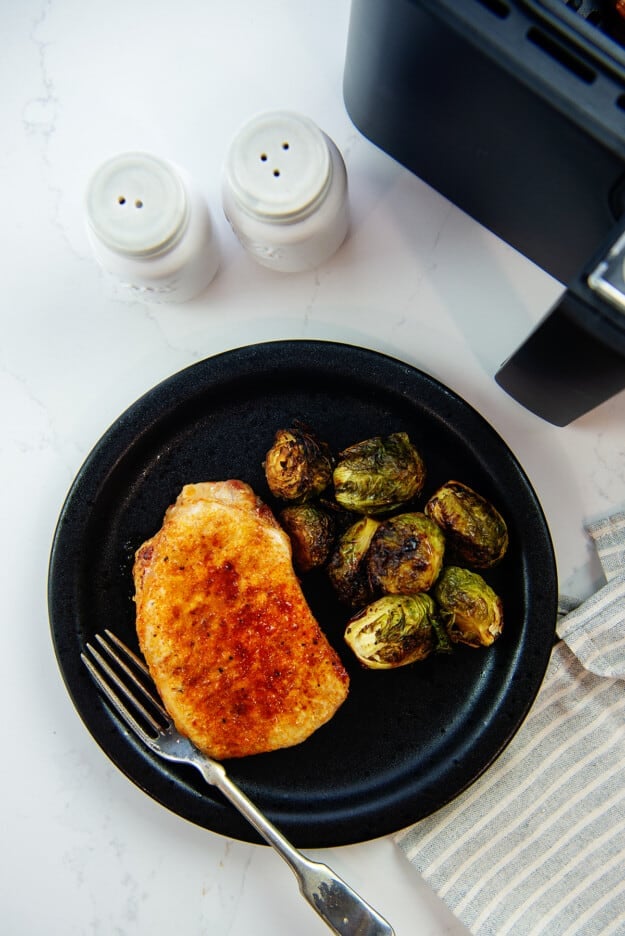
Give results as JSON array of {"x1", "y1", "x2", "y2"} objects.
[
  {"x1": 475, "y1": 0, "x2": 511, "y2": 17},
  {"x1": 527, "y1": 25, "x2": 597, "y2": 81}
]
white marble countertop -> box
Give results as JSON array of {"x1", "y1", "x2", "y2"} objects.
[{"x1": 3, "y1": 2, "x2": 624, "y2": 934}]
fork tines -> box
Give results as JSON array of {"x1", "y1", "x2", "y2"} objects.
[{"x1": 82, "y1": 630, "x2": 168, "y2": 742}]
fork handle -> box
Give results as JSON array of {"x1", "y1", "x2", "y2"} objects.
[{"x1": 195, "y1": 758, "x2": 395, "y2": 936}]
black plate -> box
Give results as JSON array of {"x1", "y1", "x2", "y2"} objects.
[{"x1": 48, "y1": 340, "x2": 557, "y2": 848}]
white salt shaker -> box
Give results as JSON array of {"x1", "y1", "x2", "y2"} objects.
[
  {"x1": 222, "y1": 111, "x2": 349, "y2": 272},
  {"x1": 85, "y1": 152, "x2": 220, "y2": 302}
]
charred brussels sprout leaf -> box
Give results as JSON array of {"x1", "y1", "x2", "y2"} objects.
[
  {"x1": 344, "y1": 594, "x2": 449, "y2": 669},
  {"x1": 327, "y1": 516, "x2": 380, "y2": 608},
  {"x1": 333, "y1": 432, "x2": 426, "y2": 515},
  {"x1": 279, "y1": 503, "x2": 336, "y2": 574},
  {"x1": 425, "y1": 480, "x2": 508, "y2": 568},
  {"x1": 264, "y1": 425, "x2": 333, "y2": 502},
  {"x1": 434, "y1": 566, "x2": 503, "y2": 647},
  {"x1": 366, "y1": 512, "x2": 445, "y2": 595}
]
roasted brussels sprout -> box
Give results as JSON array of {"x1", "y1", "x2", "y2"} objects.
[
  {"x1": 434, "y1": 566, "x2": 503, "y2": 647},
  {"x1": 333, "y1": 432, "x2": 426, "y2": 515},
  {"x1": 318, "y1": 496, "x2": 359, "y2": 534},
  {"x1": 264, "y1": 425, "x2": 333, "y2": 502},
  {"x1": 366, "y1": 512, "x2": 445, "y2": 595},
  {"x1": 344, "y1": 593, "x2": 450, "y2": 668},
  {"x1": 327, "y1": 516, "x2": 380, "y2": 608},
  {"x1": 279, "y1": 503, "x2": 335, "y2": 573},
  {"x1": 425, "y1": 480, "x2": 508, "y2": 568}
]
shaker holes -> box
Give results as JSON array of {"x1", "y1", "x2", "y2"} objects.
[
  {"x1": 117, "y1": 196, "x2": 144, "y2": 208},
  {"x1": 258, "y1": 143, "x2": 290, "y2": 176}
]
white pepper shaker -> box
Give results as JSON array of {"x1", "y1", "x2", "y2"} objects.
[
  {"x1": 222, "y1": 111, "x2": 349, "y2": 272},
  {"x1": 85, "y1": 152, "x2": 220, "y2": 302}
]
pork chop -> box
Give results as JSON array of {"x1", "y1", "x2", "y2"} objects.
[{"x1": 133, "y1": 480, "x2": 349, "y2": 759}]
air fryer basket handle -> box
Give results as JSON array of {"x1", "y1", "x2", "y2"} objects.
[{"x1": 496, "y1": 216, "x2": 625, "y2": 426}]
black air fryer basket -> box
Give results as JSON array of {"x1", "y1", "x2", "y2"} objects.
[{"x1": 344, "y1": 0, "x2": 625, "y2": 424}]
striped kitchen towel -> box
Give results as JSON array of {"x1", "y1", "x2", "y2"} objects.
[{"x1": 395, "y1": 511, "x2": 625, "y2": 936}]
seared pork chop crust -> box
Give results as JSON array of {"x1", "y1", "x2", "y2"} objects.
[{"x1": 133, "y1": 481, "x2": 349, "y2": 759}]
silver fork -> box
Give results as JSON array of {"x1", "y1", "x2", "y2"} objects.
[{"x1": 82, "y1": 630, "x2": 395, "y2": 936}]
